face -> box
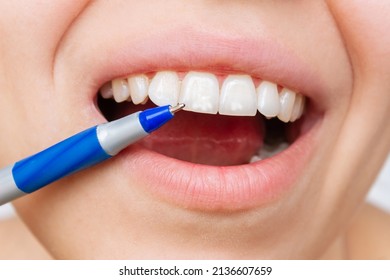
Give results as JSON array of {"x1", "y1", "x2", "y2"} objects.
[{"x1": 1, "y1": 0, "x2": 389, "y2": 259}]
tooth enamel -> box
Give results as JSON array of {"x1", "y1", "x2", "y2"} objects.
[
  {"x1": 297, "y1": 96, "x2": 305, "y2": 120},
  {"x1": 290, "y1": 94, "x2": 303, "y2": 122},
  {"x1": 257, "y1": 81, "x2": 280, "y2": 118},
  {"x1": 249, "y1": 155, "x2": 262, "y2": 163},
  {"x1": 277, "y1": 88, "x2": 296, "y2": 123},
  {"x1": 100, "y1": 82, "x2": 113, "y2": 99},
  {"x1": 128, "y1": 75, "x2": 149, "y2": 105},
  {"x1": 219, "y1": 75, "x2": 257, "y2": 116},
  {"x1": 257, "y1": 142, "x2": 290, "y2": 160},
  {"x1": 112, "y1": 78, "x2": 130, "y2": 103},
  {"x1": 141, "y1": 96, "x2": 149, "y2": 105},
  {"x1": 148, "y1": 71, "x2": 180, "y2": 106},
  {"x1": 105, "y1": 71, "x2": 306, "y2": 123},
  {"x1": 249, "y1": 142, "x2": 290, "y2": 163},
  {"x1": 179, "y1": 71, "x2": 219, "y2": 114}
]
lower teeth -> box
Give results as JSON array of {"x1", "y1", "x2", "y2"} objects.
[{"x1": 249, "y1": 142, "x2": 289, "y2": 163}]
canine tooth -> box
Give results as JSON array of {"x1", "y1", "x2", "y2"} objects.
[
  {"x1": 112, "y1": 78, "x2": 130, "y2": 103},
  {"x1": 179, "y1": 72, "x2": 219, "y2": 114},
  {"x1": 257, "y1": 81, "x2": 280, "y2": 118},
  {"x1": 219, "y1": 75, "x2": 257, "y2": 116},
  {"x1": 148, "y1": 71, "x2": 180, "y2": 106},
  {"x1": 128, "y1": 75, "x2": 149, "y2": 105},
  {"x1": 290, "y1": 94, "x2": 303, "y2": 122},
  {"x1": 100, "y1": 82, "x2": 113, "y2": 99},
  {"x1": 277, "y1": 88, "x2": 296, "y2": 123}
]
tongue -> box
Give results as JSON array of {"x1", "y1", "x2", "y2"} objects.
[{"x1": 140, "y1": 111, "x2": 264, "y2": 166}]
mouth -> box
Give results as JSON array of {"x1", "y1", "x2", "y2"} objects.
[
  {"x1": 98, "y1": 71, "x2": 308, "y2": 166},
  {"x1": 95, "y1": 72, "x2": 322, "y2": 211},
  {"x1": 74, "y1": 28, "x2": 325, "y2": 211}
]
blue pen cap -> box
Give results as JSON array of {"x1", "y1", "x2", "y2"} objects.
[{"x1": 138, "y1": 105, "x2": 174, "y2": 133}]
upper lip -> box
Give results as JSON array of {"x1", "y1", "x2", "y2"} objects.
[{"x1": 58, "y1": 25, "x2": 328, "y2": 113}]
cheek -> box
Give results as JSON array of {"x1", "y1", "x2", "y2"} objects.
[
  {"x1": 326, "y1": 0, "x2": 390, "y2": 147},
  {"x1": 317, "y1": 0, "x2": 390, "y2": 228},
  {"x1": 327, "y1": 1, "x2": 390, "y2": 77},
  {"x1": 0, "y1": 1, "x2": 93, "y2": 235},
  {"x1": 0, "y1": 2, "x2": 93, "y2": 162}
]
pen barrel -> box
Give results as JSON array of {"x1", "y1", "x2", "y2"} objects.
[
  {"x1": 10, "y1": 126, "x2": 111, "y2": 196},
  {"x1": 0, "y1": 165, "x2": 24, "y2": 205},
  {"x1": 0, "y1": 106, "x2": 173, "y2": 205},
  {"x1": 97, "y1": 112, "x2": 148, "y2": 156}
]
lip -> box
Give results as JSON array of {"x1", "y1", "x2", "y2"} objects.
[
  {"x1": 63, "y1": 25, "x2": 327, "y2": 211},
  {"x1": 117, "y1": 119, "x2": 320, "y2": 211},
  {"x1": 85, "y1": 27, "x2": 328, "y2": 112}
]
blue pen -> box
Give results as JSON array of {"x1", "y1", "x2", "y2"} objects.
[{"x1": 0, "y1": 104, "x2": 185, "y2": 206}]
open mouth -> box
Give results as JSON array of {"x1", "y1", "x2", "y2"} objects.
[
  {"x1": 72, "y1": 26, "x2": 326, "y2": 211},
  {"x1": 97, "y1": 71, "x2": 310, "y2": 167}
]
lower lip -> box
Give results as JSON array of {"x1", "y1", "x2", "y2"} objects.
[{"x1": 116, "y1": 119, "x2": 321, "y2": 211}]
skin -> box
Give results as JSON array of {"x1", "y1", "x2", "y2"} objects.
[{"x1": 0, "y1": 1, "x2": 389, "y2": 259}]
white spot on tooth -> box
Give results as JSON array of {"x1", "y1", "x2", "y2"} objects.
[
  {"x1": 148, "y1": 71, "x2": 180, "y2": 106},
  {"x1": 179, "y1": 71, "x2": 219, "y2": 114}
]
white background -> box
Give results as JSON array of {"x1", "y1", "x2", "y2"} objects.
[
  {"x1": 1, "y1": 155, "x2": 389, "y2": 220},
  {"x1": 0, "y1": 260, "x2": 390, "y2": 279}
]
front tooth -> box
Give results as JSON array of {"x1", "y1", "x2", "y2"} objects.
[
  {"x1": 112, "y1": 78, "x2": 130, "y2": 103},
  {"x1": 128, "y1": 75, "x2": 149, "y2": 105},
  {"x1": 257, "y1": 81, "x2": 280, "y2": 118},
  {"x1": 277, "y1": 88, "x2": 296, "y2": 123},
  {"x1": 219, "y1": 75, "x2": 257, "y2": 116},
  {"x1": 290, "y1": 94, "x2": 303, "y2": 122},
  {"x1": 148, "y1": 71, "x2": 180, "y2": 106},
  {"x1": 179, "y1": 72, "x2": 219, "y2": 114}
]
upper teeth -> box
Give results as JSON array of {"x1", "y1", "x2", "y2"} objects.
[
  {"x1": 179, "y1": 71, "x2": 219, "y2": 114},
  {"x1": 100, "y1": 71, "x2": 305, "y2": 122}
]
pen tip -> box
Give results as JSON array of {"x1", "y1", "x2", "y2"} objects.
[{"x1": 170, "y1": 103, "x2": 185, "y2": 114}]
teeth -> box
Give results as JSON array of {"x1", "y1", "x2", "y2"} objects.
[
  {"x1": 298, "y1": 96, "x2": 305, "y2": 119},
  {"x1": 148, "y1": 71, "x2": 180, "y2": 106},
  {"x1": 219, "y1": 75, "x2": 257, "y2": 116},
  {"x1": 179, "y1": 71, "x2": 219, "y2": 114},
  {"x1": 290, "y1": 94, "x2": 304, "y2": 122},
  {"x1": 249, "y1": 155, "x2": 262, "y2": 163},
  {"x1": 277, "y1": 88, "x2": 296, "y2": 123},
  {"x1": 128, "y1": 75, "x2": 149, "y2": 105},
  {"x1": 249, "y1": 142, "x2": 290, "y2": 163},
  {"x1": 112, "y1": 78, "x2": 130, "y2": 103},
  {"x1": 100, "y1": 71, "x2": 306, "y2": 122},
  {"x1": 257, "y1": 81, "x2": 280, "y2": 118},
  {"x1": 100, "y1": 82, "x2": 113, "y2": 99}
]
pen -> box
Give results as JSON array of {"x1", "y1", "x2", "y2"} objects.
[{"x1": 0, "y1": 104, "x2": 185, "y2": 206}]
